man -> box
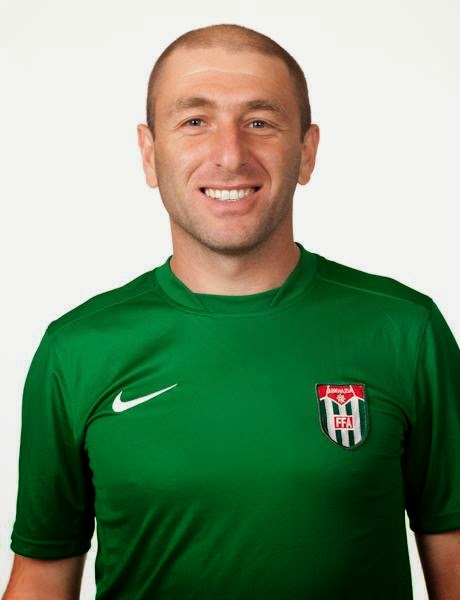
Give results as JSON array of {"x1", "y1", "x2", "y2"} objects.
[{"x1": 4, "y1": 22, "x2": 460, "y2": 600}]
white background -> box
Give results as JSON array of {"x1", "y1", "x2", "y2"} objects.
[{"x1": 1, "y1": 0, "x2": 459, "y2": 598}]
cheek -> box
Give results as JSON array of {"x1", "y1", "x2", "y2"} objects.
[
  {"x1": 256, "y1": 144, "x2": 298, "y2": 180},
  {"x1": 155, "y1": 144, "x2": 193, "y2": 181},
  {"x1": 166, "y1": 138, "x2": 206, "y2": 170}
]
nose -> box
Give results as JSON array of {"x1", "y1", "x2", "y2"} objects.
[{"x1": 210, "y1": 120, "x2": 250, "y2": 172}]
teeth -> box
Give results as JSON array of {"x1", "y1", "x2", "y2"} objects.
[{"x1": 203, "y1": 187, "x2": 258, "y2": 201}]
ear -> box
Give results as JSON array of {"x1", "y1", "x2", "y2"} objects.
[
  {"x1": 137, "y1": 124, "x2": 158, "y2": 188},
  {"x1": 298, "y1": 124, "x2": 320, "y2": 185}
]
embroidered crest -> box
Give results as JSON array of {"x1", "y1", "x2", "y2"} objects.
[{"x1": 315, "y1": 383, "x2": 369, "y2": 449}]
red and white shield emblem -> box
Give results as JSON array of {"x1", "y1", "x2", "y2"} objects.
[{"x1": 316, "y1": 383, "x2": 369, "y2": 449}]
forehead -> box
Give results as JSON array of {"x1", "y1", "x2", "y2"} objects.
[{"x1": 156, "y1": 46, "x2": 297, "y2": 116}]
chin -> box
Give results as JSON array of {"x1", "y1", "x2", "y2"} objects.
[{"x1": 194, "y1": 231, "x2": 269, "y2": 256}]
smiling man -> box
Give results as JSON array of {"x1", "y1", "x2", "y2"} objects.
[
  {"x1": 137, "y1": 42, "x2": 316, "y2": 275},
  {"x1": 5, "y1": 23, "x2": 460, "y2": 600}
]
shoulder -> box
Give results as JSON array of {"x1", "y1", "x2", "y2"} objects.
[
  {"x1": 46, "y1": 269, "x2": 157, "y2": 339},
  {"x1": 315, "y1": 252, "x2": 434, "y2": 314}
]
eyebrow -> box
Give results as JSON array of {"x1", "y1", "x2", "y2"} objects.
[{"x1": 166, "y1": 96, "x2": 289, "y2": 120}]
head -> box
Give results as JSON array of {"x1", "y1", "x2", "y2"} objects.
[{"x1": 137, "y1": 23, "x2": 320, "y2": 256}]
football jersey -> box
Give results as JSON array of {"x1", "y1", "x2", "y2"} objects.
[{"x1": 10, "y1": 241, "x2": 460, "y2": 599}]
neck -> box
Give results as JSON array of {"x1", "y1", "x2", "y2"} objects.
[{"x1": 168, "y1": 230, "x2": 300, "y2": 296}]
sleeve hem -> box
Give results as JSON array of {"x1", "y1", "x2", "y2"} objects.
[
  {"x1": 10, "y1": 533, "x2": 91, "y2": 559},
  {"x1": 409, "y1": 512, "x2": 460, "y2": 534}
]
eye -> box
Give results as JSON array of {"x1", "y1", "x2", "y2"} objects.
[
  {"x1": 249, "y1": 120, "x2": 271, "y2": 129},
  {"x1": 184, "y1": 118, "x2": 204, "y2": 127}
]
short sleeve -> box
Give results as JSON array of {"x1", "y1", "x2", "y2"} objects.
[
  {"x1": 10, "y1": 326, "x2": 95, "y2": 558},
  {"x1": 402, "y1": 300, "x2": 460, "y2": 534}
]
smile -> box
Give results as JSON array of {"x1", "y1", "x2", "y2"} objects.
[{"x1": 200, "y1": 187, "x2": 261, "y2": 201}]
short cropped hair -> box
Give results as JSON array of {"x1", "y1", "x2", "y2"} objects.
[{"x1": 145, "y1": 23, "x2": 311, "y2": 142}]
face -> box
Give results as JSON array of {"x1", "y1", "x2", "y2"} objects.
[{"x1": 138, "y1": 46, "x2": 319, "y2": 255}]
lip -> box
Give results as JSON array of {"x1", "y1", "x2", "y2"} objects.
[
  {"x1": 199, "y1": 185, "x2": 262, "y2": 191},
  {"x1": 195, "y1": 185, "x2": 262, "y2": 215}
]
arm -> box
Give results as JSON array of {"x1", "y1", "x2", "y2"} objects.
[
  {"x1": 7, "y1": 328, "x2": 95, "y2": 597},
  {"x1": 2, "y1": 553, "x2": 87, "y2": 600},
  {"x1": 415, "y1": 529, "x2": 460, "y2": 600}
]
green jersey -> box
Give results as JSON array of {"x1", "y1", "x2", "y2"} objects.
[{"x1": 10, "y1": 241, "x2": 460, "y2": 599}]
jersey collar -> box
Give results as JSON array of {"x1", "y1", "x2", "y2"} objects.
[{"x1": 152, "y1": 241, "x2": 318, "y2": 315}]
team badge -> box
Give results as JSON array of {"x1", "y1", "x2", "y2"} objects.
[{"x1": 315, "y1": 383, "x2": 369, "y2": 449}]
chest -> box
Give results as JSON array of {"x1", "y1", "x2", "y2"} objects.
[{"x1": 83, "y1": 315, "x2": 410, "y2": 514}]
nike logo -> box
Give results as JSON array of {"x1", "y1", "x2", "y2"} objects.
[{"x1": 112, "y1": 384, "x2": 178, "y2": 413}]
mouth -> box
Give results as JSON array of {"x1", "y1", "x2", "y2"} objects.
[{"x1": 199, "y1": 186, "x2": 262, "y2": 202}]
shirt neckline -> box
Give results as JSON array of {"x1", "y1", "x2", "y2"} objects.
[{"x1": 152, "y1": 241, "x2": 318, "y2": 315}]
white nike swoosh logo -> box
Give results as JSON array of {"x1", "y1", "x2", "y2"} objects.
[{"x1": 112, "y1": 384, "x2": 178, "y2": 413}]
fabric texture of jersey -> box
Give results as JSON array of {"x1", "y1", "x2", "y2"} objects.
[{"x1": 10, "y1": 241, "x2": 460, "y2": 599}]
